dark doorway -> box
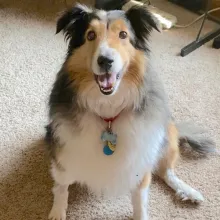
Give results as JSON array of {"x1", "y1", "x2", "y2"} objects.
[{"x1": 168, "y1": 0, "x2": 206, "y2": 12}]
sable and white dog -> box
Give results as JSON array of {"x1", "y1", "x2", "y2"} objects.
[{"x1": 46, "y1": 4, "x2": 215, "y2": 220}]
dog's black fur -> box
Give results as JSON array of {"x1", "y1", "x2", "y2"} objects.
[{"x1": 56, "y1": 7, "x2": 99, "y2": 56}]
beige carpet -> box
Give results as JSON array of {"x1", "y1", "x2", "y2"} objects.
[{"x1": 0, "y1": 0, "x2": 220, "y2": 219}]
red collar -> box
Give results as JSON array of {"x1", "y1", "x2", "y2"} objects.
[{"x1": 101, "y1": 114, "x2": 119, "y2": 123}]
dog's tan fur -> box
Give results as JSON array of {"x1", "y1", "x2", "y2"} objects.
[
  {"x1": 140, "y1": 173, "x2": 152, "y2": 189},
  {"x1": 158, "y1": 122, "x2": 180, "y2": 178},
  {"x1": 124, "y1": 50, "x2": 146, "y2": 87},
  {"x1": 107, "y1": 19, "x2": 135, "y2": 63}
]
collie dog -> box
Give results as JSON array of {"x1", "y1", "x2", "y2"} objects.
[{"x1": 46, "y1": 4, "x2": 215, "y2": 220}]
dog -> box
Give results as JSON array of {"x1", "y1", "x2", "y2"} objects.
[{"x1": 45, "y1": 4, "x2": 215, "y2": 220}]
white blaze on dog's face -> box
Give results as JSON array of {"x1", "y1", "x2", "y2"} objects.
[
  {"x1": 56, "y1": 4, "x2": 159, "y2": 96},
  {"x1": 90, "y1": 13, "x2": 135, "y2": 95}
]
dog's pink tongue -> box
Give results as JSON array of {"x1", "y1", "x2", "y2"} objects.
[{"x1": 98, "y1": 73, "x2": 116, "y2": 88}]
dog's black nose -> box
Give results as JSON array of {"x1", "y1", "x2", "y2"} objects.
[{"x1": 97, "y1": 56, "x2": 113, "y2": 71}]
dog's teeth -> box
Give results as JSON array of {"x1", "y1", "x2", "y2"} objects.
[{"x1": 101, "y1": 87, "x2": 113, "y2": 92}]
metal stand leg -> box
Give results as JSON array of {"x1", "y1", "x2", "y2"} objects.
[
  {"x1": 196, "y1": 2, "x2": 210, "y2": 41},
  {"x1": 180, "y1": 0, "x2": 220, "y2": 57},
  {"x1": 213, "y1": 35, "x2": 220, "y2": 49},
  {"x1": 180, "y1": 28, "x2": 220, "y2": 56}
]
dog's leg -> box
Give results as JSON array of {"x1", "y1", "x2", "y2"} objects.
[
  {"x1": 132, "y1": 173, "x2": 151, "y2": 220},
  {"x1": 48, "y1": 163, "x2": 73, "y2": 220},
  {"x1": 158, "y1": 123, "x2": 204, "y2": 203},
  {"x1": 48, "y1": 183, "x2": 69, "y2": 220}
]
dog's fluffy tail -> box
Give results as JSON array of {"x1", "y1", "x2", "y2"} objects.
[{"x1": 176, "y1": 122, "x2": 216, "y2": 154}]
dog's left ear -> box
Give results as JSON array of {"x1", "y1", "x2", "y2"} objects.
[{"x1": 126, "y1": 6, "x2": 160, "y2": 51}]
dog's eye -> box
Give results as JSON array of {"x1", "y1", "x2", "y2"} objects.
[
  {"x1": 119, "y1": 31, "x2": 127, "y2": 39},
  {"x1": 87, "y1": 31, "x2": 96, "y2": 41}
]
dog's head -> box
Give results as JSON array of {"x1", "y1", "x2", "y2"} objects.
[{"x1": 57, "y1": 4, "x2": 159, "y2": 95}]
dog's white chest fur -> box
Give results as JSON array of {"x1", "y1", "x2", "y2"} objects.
[{"x1": 52, "y1": 112, "x2": 165, "y2": 196}]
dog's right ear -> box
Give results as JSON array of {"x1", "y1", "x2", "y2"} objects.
[{"x1": 56, "y1": 4, "x2": 92, "y2": 35}]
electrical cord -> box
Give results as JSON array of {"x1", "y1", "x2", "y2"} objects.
[{"x1": 174, "y1": 7, "x2": 220, "y2": 28}]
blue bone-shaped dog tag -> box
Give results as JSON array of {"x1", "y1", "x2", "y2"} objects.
[{"x1": 101, "y1": 131, "x2": 117, "y2": 145}]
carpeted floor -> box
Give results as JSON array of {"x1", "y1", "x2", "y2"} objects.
[{"x1": 0, "y1": 0, "x2": 220, "y2": 219}]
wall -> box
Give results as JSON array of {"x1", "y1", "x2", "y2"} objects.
[{"x1": 211, "y1": 0, "x2": 220, "y2": 18}]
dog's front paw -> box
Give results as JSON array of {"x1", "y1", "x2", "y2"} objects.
[
  {"x1": 176, "y1": 188, "x2": 204, "y2": 203},
  {"x1": 48, "y1": 205, "x2": 66, "y2": 220}
]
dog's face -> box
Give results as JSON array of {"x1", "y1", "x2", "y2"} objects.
[{"x1": 56, "y1": 4, "x2": 159, "y2": 95}]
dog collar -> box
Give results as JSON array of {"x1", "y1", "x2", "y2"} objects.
[{"x1": 101, "y1": 115, "x2": 119, "y2": 123}]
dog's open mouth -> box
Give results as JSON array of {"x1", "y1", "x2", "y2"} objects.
[{"x1": 95, "y1": 72, "x2": 120, "y2": 95}]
